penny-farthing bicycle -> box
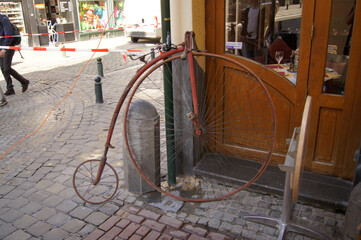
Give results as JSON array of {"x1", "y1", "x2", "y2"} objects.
[{"x1": 73, "y1": 31, "x2": 276, "y2": 204}]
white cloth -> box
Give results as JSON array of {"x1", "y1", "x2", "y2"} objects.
[{"x1": 247, "y1": 6, "x2": 260, "y2": 39}]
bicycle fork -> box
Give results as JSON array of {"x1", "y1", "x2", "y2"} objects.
[{"x1": 184, "y1": 31, "x2": 202, "y2": 136}]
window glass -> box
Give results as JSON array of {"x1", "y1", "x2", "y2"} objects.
[
  {"x1": 323, "y1": 0, "x2": 355, "y2": 95},
  {"x1": 58, "y1": 0, "x2": 73, "y2": 24},
  {"x1": 79, "y1": 1, "x2": 107, "y2": 30},
  {"x1": 114, "y1": 0, "x2": 125, "y2": 27},
  {"x1": 225, "y1": 0, "x2": 303, "y2": 85}
]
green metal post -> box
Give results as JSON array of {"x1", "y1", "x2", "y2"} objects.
[
  {"x1": 161, "y1": 0, "x2": 176, "y2": 187},
  {"x1": 97, "y1": 57, "x2": 104, "y2": 77},
  {"x1": 94, "y1": 76, "x2": 104, "y2": 104}
]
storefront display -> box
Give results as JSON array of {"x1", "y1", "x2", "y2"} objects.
[
  {"x1": 78, "y1": 1, "x2": 107, "y2": 30},
  {"x1": 0, "y1": 2, "x2": 25, "y2": 33},
  {"x1": 113, "y1": 0, "x2": 124, "y2": 27}
]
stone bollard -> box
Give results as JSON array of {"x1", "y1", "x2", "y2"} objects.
[
  {"x1": 97, "y1": 57, "x2": 104, "y2": 77},
  {"x1": 123, "y1": 99, "x2": 160, "y2": 194},
  {"x1": 0, "y1": 85, "x2": 8, "y2": 107},
  {"x1": 94, "y1": 76, "x2": 103, "y2": 103},
  {"x1": 344, "y1": 183, "x2": 361, "y2": 240}
]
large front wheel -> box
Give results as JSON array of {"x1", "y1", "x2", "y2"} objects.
[{"x1": 123, "y1": 52, "x2": 276, "y2": 202}]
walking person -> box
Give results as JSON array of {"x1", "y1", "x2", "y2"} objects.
[{"x1": 0, "y1": 12, "x2": 29, "y2": 96}]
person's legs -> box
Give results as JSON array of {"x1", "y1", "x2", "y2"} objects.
[
  {"x1": 3, "y1": 50, "x2": 29, "y2": 94},
  {"x1": 0, "y1": 51, "x2": 14, "y2": 92}
]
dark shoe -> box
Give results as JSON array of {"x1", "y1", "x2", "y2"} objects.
[
  {"x1": 22, "y1": 80, "x2": 29, "y2": 92},
  {"x1": 4, "y1": 89, "x2": 15, "y2": 96}
]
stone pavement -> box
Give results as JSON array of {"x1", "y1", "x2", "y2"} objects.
[{"x1": 0, "y1": 37, "x2": 345, "y2": 240}]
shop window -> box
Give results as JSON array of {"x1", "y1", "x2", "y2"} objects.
[
  {"x1": 79, "y1": 1, "x2": 107, "y2": 30},
  {"x1": 113, "y1": 0, "x2": 125, "y2": 27},
  {"x1": 58, "y1": 0, "x2": 73, "y2": 24},
  {"x1": 322, "y1": 0, "x2": 355, "y2": 95},
  {"x1": 225, "y1": 0, "x2": 303, "y2": 85}
]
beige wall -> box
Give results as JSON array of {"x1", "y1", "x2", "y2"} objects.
[{"x1": 169, "y1": 0, "x2": 205, "y2": 49}]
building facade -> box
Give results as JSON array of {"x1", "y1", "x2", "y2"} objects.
[{"x1": 0, "y1": 0, "x2": 125, "y2": 46}]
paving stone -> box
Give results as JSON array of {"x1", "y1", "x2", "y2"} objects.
[
  {"x1": 43, "y1": 195, "x2": 65, "y2": 208},
  {"x1": 34, "y1": 180, "x2": 53, "y2": 190},
  {"x1": 43, "y1": 228, "x2": 69, "y2": 240},
  {"x1": 78, "y1": 223, "x2": 97, "y2": 237},
  {"x1": 0, "y1": 186, "x2": 15, "y2": 195},
  {"x1": 99, "y1": 226, "x2": 122, "y2": 240},
  {"x1": 0, "y1": 222, "x2": 17, "y2": 239},
  {"x1": 5, "y1": 197, "x2": 29, "y2": 209},
  {"x1": 34, "y1": 207, "x2": 57, "y2": 221},
  {"x1": 62, "y1": 219, "x2": 86, "y2": 233},
  {"x1": 222, "y1": 214, "x2": 235, "y2": 223},
  {"x1": 13, "y1": 214, "x2": 38, "y2": 229},
  {"x1": 3, "y1": 229, "x2": 31, "y2": 240},
  {"x1": 85, "y1": 212, "x2": 110, "y2": 226},
  {"x1": 206, "y1": 232, "x2": 234, "y2": 240},
  {"x1": 143, "y1": 230, "x2": 161, "y2": 240},
  {"x1": 135, "y1": 225, "x2": 151, "y2": 237},
  {"x1": 28, "y1": 191, "x2": 51, "y2": 202},
  {"x1": 20, "y1": 202, "x2": 43, "y2": 214},
  {"x1": 118, "y1": 222, "x2": 140, "y2": 239},
  {"x1": 99, "y1": 216, "x2": 122, "y2": 231},
  {"x1": 138, "y1": 209, "x2": 161, "y2": 221},
  {"x1": 122, "y1": 205, "x2": 140, "y2": 214},
  {"x1": 47, "y1": 183, "x2": 66, "y2": 194},
  {"x1": 142, "y1": 219, "x2": 166, "y2": 232},
  {"x1": 188, "y1": 234, "x2": 208, "y2": 240},
  {"x1": 56, "y1": 200, "x2": 78, "y2": 213},
  {"x1": 159, "y1": 215, "x2": 183, "y2": 229},
  {"x1": 69, "y1": 206, "x2": 93, "y2": 220},
  {"x1": 208, "y1": 219, "x2": 221, "y2": 229},
  {"x1": 0, "y1": 199, "x2": 11, "y2": 208},
  {"x1": 163, "y1": 228, "x2": 189, "y2": 239},
  {"x1": 126, "y1": 213, "x2": 145, "y2": 224},
  {"x1": 159, "y1": 233, "x2": 174, "y2": 240},
  {"x1": 47, "y1": 212, "x2": 71, "y2": 226},
  {"x1": 263, "y1": 226, "x2": 276, "y2": 236},
  {"x1": 182, "y1": 224, "x2": 208, "y2": 237},
  {"x1": 116, "y1": 219, "x2": 131, "y2": 229},
  {"x1": 186, "y1": 214, "x2": 200, "y2": 224},
  {"x1": 6, "y1": 189, "x2": 25, "y2": 199},
  {"x1": 27, "y1": 221, "x2": 52, "y2": 237},
  {"x1": 219, "y1": 222, "x2": 233, "y2": 232},
  {"x1": 83, "y1": 229, "x2": 105, "y2": 240},
  {"x1": 242, "y1": 229, "x2": 257, "y2": 240},
  {"x1": 98, "y1": 202, "x2": 120, "y2": 215},
  {"x1": 231, "y1": 225, "x2": 243, "y2": 235},
  {"x1": 128, "y1": 234, "x2": 142, "y2": 240},
  {"x1": 197, "y1": 217, "x2": 209, "y2": 226},
  {"x1": 0, "y1": 209, "x2": 23, "y2": 222}
]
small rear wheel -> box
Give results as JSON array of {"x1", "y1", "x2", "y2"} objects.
[{"x1": 73, "y1": 159, "x2": 119, "y2": 204}]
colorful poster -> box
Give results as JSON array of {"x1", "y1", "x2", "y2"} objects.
[
  {"x1": 113, "y1": 0, "x2": 125, "y2": 27},
  {"x1": 79, "y1": 1, "x2": 107, "y2": 30}
]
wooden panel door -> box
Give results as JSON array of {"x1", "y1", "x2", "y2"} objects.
[
  {"x1": 205, "y1": 0, "x2": 310, "y2": 165},
  {"x1": 306, "y1": 0, "x2": 361, "y2": 178}
]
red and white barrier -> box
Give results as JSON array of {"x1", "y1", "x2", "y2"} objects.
[
  {"x1": 0, "y1": 24, "x2": 158, "y2": 39},
  {"x1": 0, "y1": 45, "x2": 143, "y2": 53}
]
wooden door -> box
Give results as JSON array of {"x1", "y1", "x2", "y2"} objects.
[
  {"x1": 306, "y1": 0, "x2": 361, "y2": 179},
  {"x1": 206, "y1": 0, "x2": 309, "y2": 165},
  {"x1": 205, "y1": 0, "x2": 361, "y2": 179}
]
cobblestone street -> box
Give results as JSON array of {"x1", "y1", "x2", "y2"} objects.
[{"x1": 0, "y1": 37, "x2": 345, "y2": 239}]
